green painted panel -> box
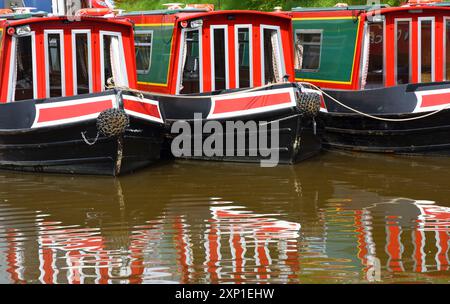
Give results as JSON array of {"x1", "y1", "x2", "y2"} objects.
[
  {"x1": 135, "y1": 25, "x2": 174, "y2": 86},
  {"x1": 293, "y1": 19, "x2": 359, "y2": 83}
]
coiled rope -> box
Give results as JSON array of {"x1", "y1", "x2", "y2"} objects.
[{"x1": 298, "y1": 82, "x2": 450, "y2": 122}]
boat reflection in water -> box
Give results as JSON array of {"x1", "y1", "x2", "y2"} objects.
[{"x1": 0, "y1": 153, "x2": 449, "y2": 284}]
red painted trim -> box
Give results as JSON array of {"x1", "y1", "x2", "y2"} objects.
[
  {"x1": 436, "y1": 15, "x2": 444, "y2": 81},
  {"x1": 37, "y1": 99, "x2": 113, "y2": 123},
  {"x1": 385, "y1": 17, "x2": 396, "y2": 87},
  {"x1": 421, "y1": 92, "x2": 450, "y2": 107},
  {"x1": 123, "y1": 99, "x2": 161, "y2": 119},
  {"x1": 34, "y1": 29, "x2": 46, "y2": 99},
  {"x1": 412, "y1": 18, "x2": 419, "y2": 83},
  {"x1": 64, "y1": 30, "x2": 74, "y2": 97},
  {"x1": 212, "y1": 92, "x2": 292, "y2": 114}
]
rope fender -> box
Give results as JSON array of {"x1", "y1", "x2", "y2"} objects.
[
  {"x1": 96, "y1": 108, "x2": 130, "y2": 138},
  {"x1": 296, "y1": 90, "x2": 321, "y2": 117}
]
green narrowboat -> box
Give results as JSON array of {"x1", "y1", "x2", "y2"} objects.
[{"x1": 287, "y1": 1, "x2": 450, "y2": 155}]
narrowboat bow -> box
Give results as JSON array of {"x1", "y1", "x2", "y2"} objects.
[
  {"x1": 288, "y1": 1, "x2": 450, "y2": 155},
  {"x1": 0, "y1": 14, "x2": 164, "y2": 176}
]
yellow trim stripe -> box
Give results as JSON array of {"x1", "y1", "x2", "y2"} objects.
[
  {"x1": 138, "y1": 81, "x2": 168, "y2": 87},
  {"x1": 348, "y1": 18, "x2": 361, "y2": 84},
  {"x1": 294, "y1": 16, "x2": 361, "y2": 85},
  {"x1": 295, "y1": 78, "x2": 352, "y2": 85}
]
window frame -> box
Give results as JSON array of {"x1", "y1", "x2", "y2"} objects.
[
  {"x1": 234, "y1": 24, "x2": 253, "y2": 89},
  {"x1": 99, "y1": 31, "x2": 129, "y2": 91},
  {"x1": 44, "y1": 30, "x2": 66, "y2": 98},
  {"x1": 176, "y1": 27, "x2": 203, "y2": 95},
  {"x1": 295, "y1": 29, "x2": 323, "y2": 73},
  {"x1": 394, "y1": 18, "x2": 412, "y2": 85},
  {"x1": 8, "y1": 32, "x2": 38, "y2": 102},
  {"x1": 365, "y1": 19, "x2": 386, "y2": 88},
  {"x1": 210, "y1": 25, "x2": 230, "y2": 91},
  {"x1": 443, "y1": 17, "x2": 450, "y2": 81},
  {"x1": 418, "y1": 17, "x2": 435, "y2": 83},
  {"x1": 134, "y1": 29, "x2": 154, "y2": 75},
  {"x1": 260, "y1": 24, "x2": 286, "y2": 85},
  {"x1": 72, "y1": 29, "x2": 93, "y2": 95}
]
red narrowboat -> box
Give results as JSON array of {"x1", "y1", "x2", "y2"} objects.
[
  {"x1": 287, "y1": 1, "x2": 450, "y2": 155},
  {"x1": 120, "y1": 6, "x2": 322, "y2": 164},
  {"x1": 0, "y1": 10, "x2": 164, "y2": 176}
]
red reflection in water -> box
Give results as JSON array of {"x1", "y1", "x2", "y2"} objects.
[{"x1": 2, "y1": 200, "x2": 449, "y2": 284}]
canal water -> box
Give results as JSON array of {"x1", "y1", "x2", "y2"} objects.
[{"x1": 0, "y1": 151, "x2": 449, "y2": 284}]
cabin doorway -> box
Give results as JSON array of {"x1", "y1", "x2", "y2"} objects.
[
  {"x1": 9, "y1": 34, "x2": 37, "y2": 102},
  {"x1": 100, "y1": 31, "x2": 129, "y2": 90},
  {"x1": 365, "y1": 21, "x2": 385, "y2": 89},
  {"x1": 178, "y1": 29, "x2": 202, "y2": 94}
]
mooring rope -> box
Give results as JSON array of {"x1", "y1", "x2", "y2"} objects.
[
  {"x1": 298, "y1": 82, "x2": 450, "y2": 122},
  {"x1": 106, "y1": 82, "x2": 293, "y2": 100},
  {"x1": 81, "y1": 131, "x2": 100, "y2": 146}
]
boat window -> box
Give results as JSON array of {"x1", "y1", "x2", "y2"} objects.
[
  {"x1": 295, "y1": 30, "x2": 322, "y2": 71},
  {"x1": 101, "y1": 33, "x2": 129, "y2": 90},
  {"x1": 236, "y1": 27, "x2": 252, "y2": 88},
  {"x1": 262, "y1": 27, "x2": 284, "y2": 85},
  {"x1": 45, "y1": 32, "x2": 64, "y2": 97},
  {"x1": 179, "y1": 29, "x2": 201, "y2": 94},
  {"x1": 135, "y1": 31, "x2": 153, "y2": 75},
  {"x1": 419, "y1": 19, "x2": 434, "y2": 83},
  {"x1": 12, "y1": 35, "x2": 35, "y2": 101},
  {"x1": 366, "y1": 22, "x2": 384, "y2": 89},
  {"x1": 395, "y1": 20, "x2": 411, "y2": 85},
  {"x1": 445, "y1": 20, "x2": 450, "y2": 80},
  {"x1": 73, "y1": 31, "x2": 92, "y2": 95},
  {"x1": 211, "y1": 27, "x2": 228, "y2": 91}
]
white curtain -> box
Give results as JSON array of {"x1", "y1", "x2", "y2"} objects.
[
  {"x1": 179, "y1": 31, "x2": 188, "y2": 92},
  {"x1": 271, "y1": 31, "x2": 282, "y2": 83},
  {"x1": 110, "y1": 36, "x2": 128, "y2": 88},
  {"x1": 11, "y1": 38, "x2": 18, "y2": 102},
  {"x1": 294, "y1": 41, "x2": 303, "y2": 70},
  {"x1": 361, "y1": 29, "x2": 371, "y2": 89}
]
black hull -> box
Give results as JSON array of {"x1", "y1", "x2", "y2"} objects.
[
  {"x1": 153, "y1": 83, "x2": 322, "y2": 165},
  {"x1": 0, "y1": 90, "x2": 164, "y2": 176},
  {"x1": 321, "y1": 82, "x2": 450, "y2": 155},
  {"x1": 166, "y1": 113, "x2": 321, "y2": 165},
  {"x1": 0, "y1": 118, "x2": 163, "y2": 176}
]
